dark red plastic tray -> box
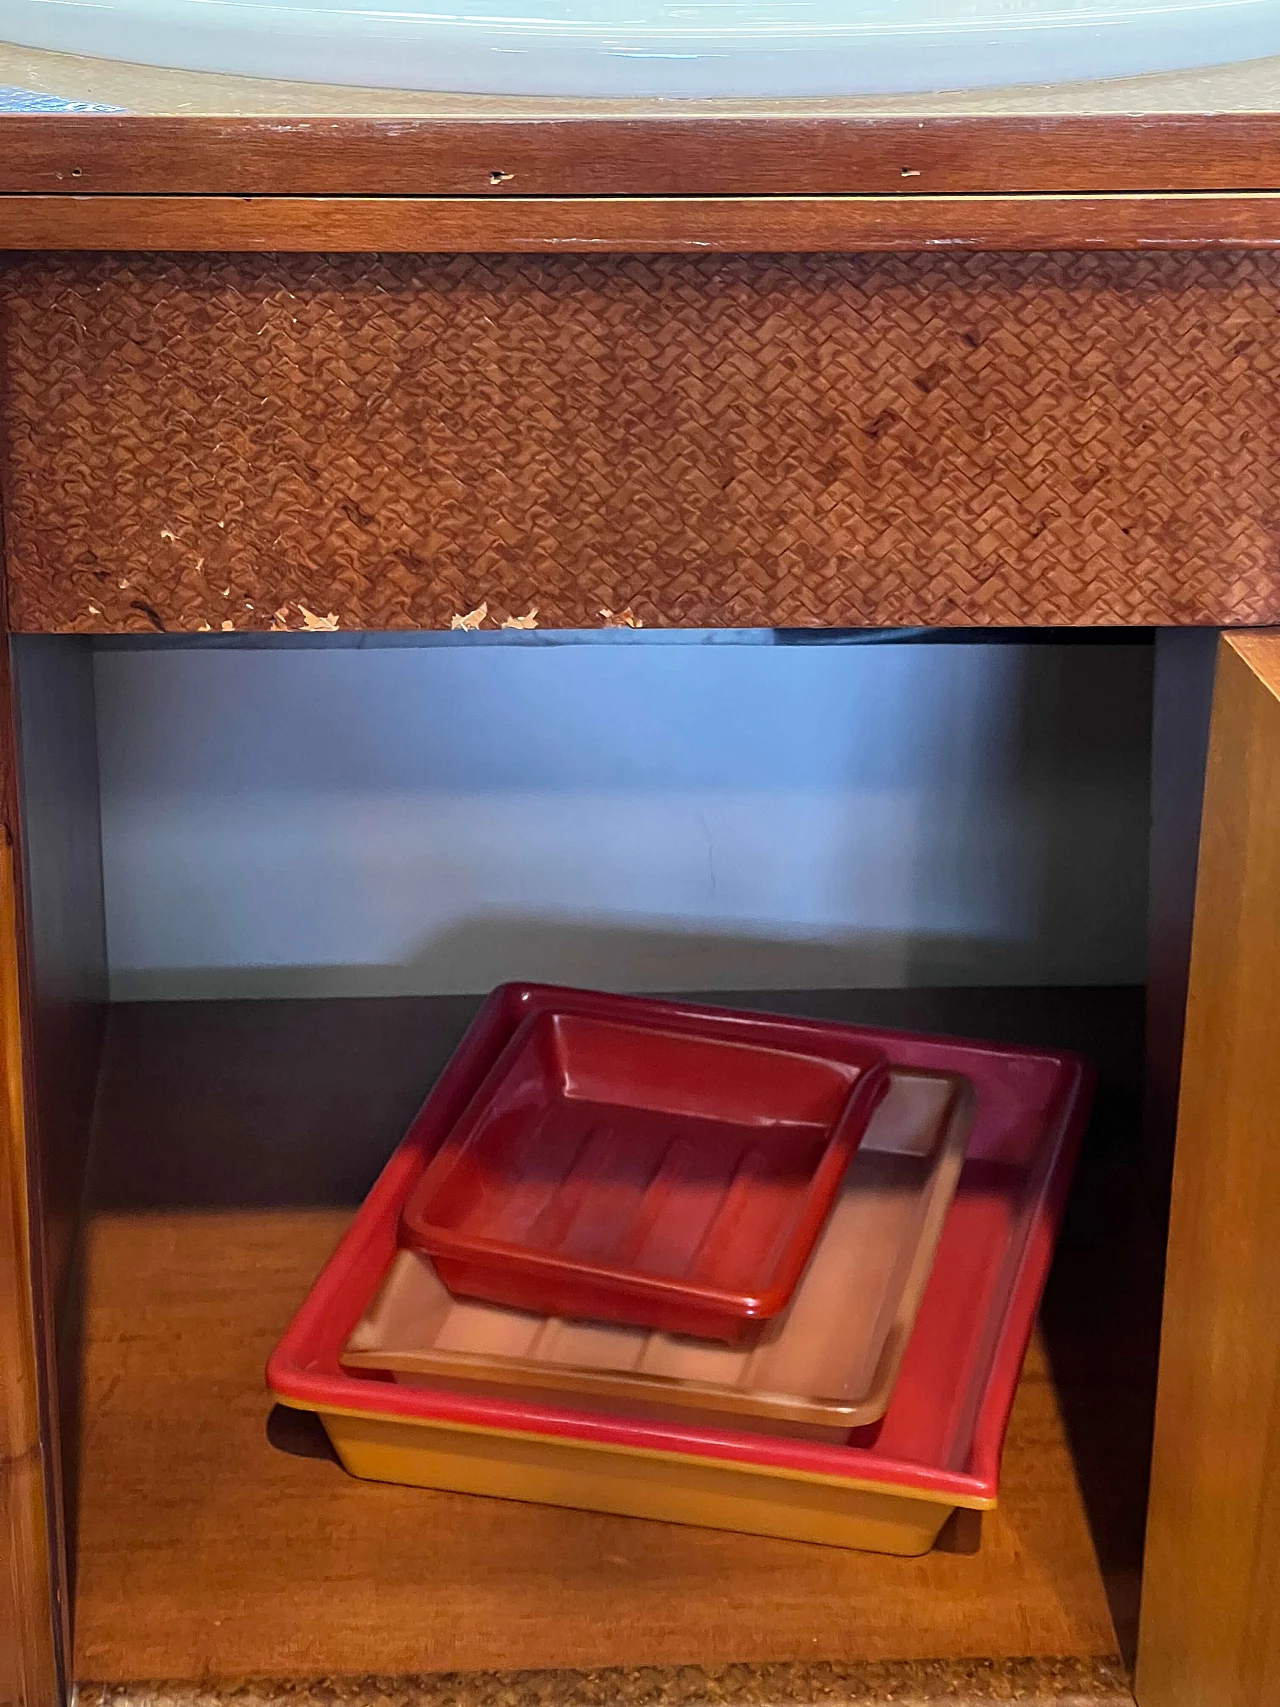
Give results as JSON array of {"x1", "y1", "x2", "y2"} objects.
[
  {"x1": 269, "y1": 982, "x2": 1093, "y2": 1513},
  {"x1": 400, "y1": 1006, "x2": 889, "y2": 1341}
]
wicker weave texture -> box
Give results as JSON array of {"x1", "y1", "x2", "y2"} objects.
[{"x1": 1, "y1": 251, "x2": 1276, "y2": 633}]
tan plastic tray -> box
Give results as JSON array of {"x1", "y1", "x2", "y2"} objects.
[{"x1": 342, "y1": 1068, "x2": 973, "y2": 1437}]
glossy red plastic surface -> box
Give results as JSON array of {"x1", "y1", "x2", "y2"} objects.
[
  {"x1": 268, "y1": 983, "x2": 1093, "y2": 1506},
  {"x1": 400, "y1": 1008, "x2": 889, "y2": 1341}
]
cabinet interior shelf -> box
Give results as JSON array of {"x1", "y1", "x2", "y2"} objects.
[{"x1": 67, "y1": 985, "x2": 1154, "y2": 1688}]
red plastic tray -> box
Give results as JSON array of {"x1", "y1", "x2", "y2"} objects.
[
  {"x1": 269, "y1": 984, "x2": 1091, "y2": 1513},
  {"x1": 399, "y1": 1007, "x2": 889, "y2": 1341}
]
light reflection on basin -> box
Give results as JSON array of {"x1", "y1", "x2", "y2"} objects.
[{"x1": 4, "y1": 0, "x2": 1278, "y2": 97}]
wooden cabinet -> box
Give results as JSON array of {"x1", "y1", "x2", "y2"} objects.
[
  {"x1": 0, "y1": 622, "x2": 1234, "y2": 1707},
  {"x1": 0, "y1": 108, "x2": 1277, "y2": 1700}
]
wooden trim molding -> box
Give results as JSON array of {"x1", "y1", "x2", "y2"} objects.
[
  {"x1": 3, "y1": 113, "x2": 1280, "y2": 198},
  {"x1": 72, "y1": 1659, "x2": 1134, "y2": 1707},
  {"x1": 6, "y1": 191, "x2": 1280, "y2": 253}
]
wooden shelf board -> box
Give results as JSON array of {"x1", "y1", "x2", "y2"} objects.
[
  {"x1": 68, "y1": 988, "x2": 1149, "y2": 1684},
  {"x1": 73, "y1": 1209, "x2": 1114, "y2": 1682}
]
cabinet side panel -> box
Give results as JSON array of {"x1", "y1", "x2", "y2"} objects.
[
  {"x1": 1143, "y1": 628, "x2": 1218, "y2": 1224},
  {"x1": 12, "y1": 638, "x2": 108, "y2": 1311},
  {"x1": 8, "y1": 635, "x2": 109, "y2": 1701},
  {"x1": 1137, "y1": 630, "x2": 1280, "y2": 1707},
  {"x1": 0, "y1": 807, "x2": 62, "y2": 1705}
]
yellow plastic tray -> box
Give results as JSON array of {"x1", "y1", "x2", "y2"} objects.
[{"x1": 300, "y1": 1398, "x2": 978, "y2": 1554}]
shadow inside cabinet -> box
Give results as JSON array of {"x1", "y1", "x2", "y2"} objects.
[
  {"x1": 61, "y1": 985, "x2": 1148, "y2": 1688},
  {"x1": 1, "y1": 632, "x2": 1178, "y2": 1699}
]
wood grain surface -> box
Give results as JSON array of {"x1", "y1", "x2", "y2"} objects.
[
  {"x1": 0, "y1": 825, "x2": 62, "y2": 1706},
  {"x1": 2, "y1": 114, "x2": 1280, "y2": 198},
  {"x1": 0, "y1": 1447, "x2": 59, "y2": 1707},
  {"x1": 6, "y1": 192, "x2": 1280, "y2": 254},
  {"x1": 73, "y1": 1209, "x2": 1118, "y2": 1682},
  {"x1": 71, "y1": 985, "x2": 1148, "y2": 1684},
  {"x1": 1137, "y1": 630, "x2": 1280, "y2": 1706}
]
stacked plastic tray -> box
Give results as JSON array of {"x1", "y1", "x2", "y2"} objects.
[{"x1": 269, "y1": 983, "x2": 1092, "y2": 1555}]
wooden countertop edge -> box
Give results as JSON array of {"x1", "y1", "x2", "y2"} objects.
[
  {"x1": 4, "y1": 191, "x2": 1280, "y2": 251},
  {"x1": 74, "y1": 1657, "x2": 1134, "y2": 1707},
  {"x1": 2, "y1": 111, "x2": 1280, "y2": 199}
]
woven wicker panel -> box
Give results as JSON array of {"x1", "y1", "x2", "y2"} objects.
[{"x1": 0, "y1": 251, "x2": 1277, "y2": 633}]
